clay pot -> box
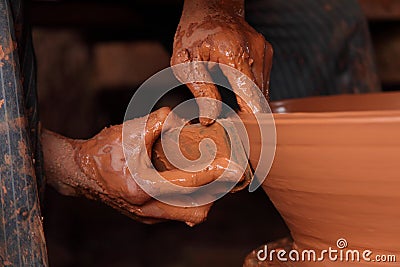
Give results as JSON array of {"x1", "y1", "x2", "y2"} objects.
[{"x1": 242, "y1": 92, "x2": 400, "y2": 266}]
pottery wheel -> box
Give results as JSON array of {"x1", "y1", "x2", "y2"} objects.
[{"x1": 243, "y1": 237, "x2": 296, "y2": 267}]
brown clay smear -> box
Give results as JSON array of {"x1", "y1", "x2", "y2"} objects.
[
  {"x1": 0, "y1": 45, "x2": 6, "y2": 66},
  {"x1": 0, "y1": 40, "x2": 17, "y2": 67}
]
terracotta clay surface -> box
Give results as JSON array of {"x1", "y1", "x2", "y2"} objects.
[
  {"x1": 241, "y1": 92, "x2": 400, "y2": 266},
  {"x1": 153, "y1": 122, "x2": 232, "y2": 171},
  {"x1": 270, "y1": 91, "x2": 400, "y2": 113},
  {"x1": 153, "y1": 121, "x2": 252, "y2": 191}
]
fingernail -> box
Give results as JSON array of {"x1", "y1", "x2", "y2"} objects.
[{"x1": 199, "y1": 117, "x2": 215, "y2": 126}]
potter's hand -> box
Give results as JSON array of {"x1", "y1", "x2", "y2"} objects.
[
  {"x1": 171, "y1": 0, "x2": 273, "y2": 125},
  {"x1": 78, "y1": 107, "x2": 241, "y2": 225},
  {"x1": 43, "y1": 108, "x2": 243, "y2": 225}
]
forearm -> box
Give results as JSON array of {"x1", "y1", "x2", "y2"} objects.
[
  {"x1": 41, "y1": 129, "x2": 103, "y2": 197},
  {"x1": 182, "y1": 0, "x2": 244, "y2": 17},
  {"x1": 41, "y1": 129, "x2": 148, "y2": 221}
]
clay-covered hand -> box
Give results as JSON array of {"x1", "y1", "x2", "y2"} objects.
[
  {"x1": 43, "y1": 108, "x2": 243, "y2": 226},
  {"x1": 171, "y1": 0, "x2": 273, "y2": 125},
  {"x1": 78, "y1": 107, "x2": 242, "y2": 224}
]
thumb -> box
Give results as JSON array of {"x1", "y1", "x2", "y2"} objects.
[{"x1": 144, "y1": 107, "x2": 171, "y2": 156}]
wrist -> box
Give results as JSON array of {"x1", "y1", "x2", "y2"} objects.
[
  {"x1": 42, "y1": 129, "x2": 103, "y2": 198},
  {"x1": 182, "y1": 0, "x2": 244, "y2": 18}
]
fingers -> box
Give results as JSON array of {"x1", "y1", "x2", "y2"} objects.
[
  {"x1": 138, "y1": 200, "x2": 213, "y2": 226},
  {"x1": 261, "y1": 40, "x2": 273, "y2": 99},
  {"x1": 187, "y1": 81, "x2": 221, "y2": 126},
  {"x1": 160, "y1": 158, "x2": 226, "y2": 187},
  {"x1": 123, "y1": 176, "x2": 153, "y2": 205},
  {"x1": 100, "y1": 194, "x2": 164, "y2": 224},
  {"x1": 144, "y1": 107, "x2": 171, "y2": 157},
  {"x1": 248, "y1": 34, "x2": 270, "y2": 93},
  {"x1": 171, "y1": 49, "x2": 222, "y2": 126},
  {"x1": 98, "y1": 177, "x2": 211, "y2": 226},
  {"x1": 219, "y1": 58, "x2": 265, "y2": 114},
  {"x1": 137, "y1": 159, "x2": 244, "y2": 196}
]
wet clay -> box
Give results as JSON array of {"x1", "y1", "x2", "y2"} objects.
[
  {"x1": 42, "y1": 110, "x2": 248, "y2": 225},
  {"x1": 241, "y1": 92, "x2": 400, "y2": 266},
  {"x1": 171, "y1": 0, "x2": 273, "y2": 124},
  {"x1": 152, "y1": 123, "x2": 231, "y2": 171},
  {"x1": 153, "y1": 122, "x2": 252, "y2": 192}
]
